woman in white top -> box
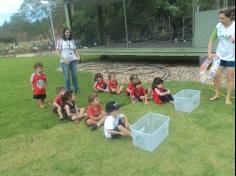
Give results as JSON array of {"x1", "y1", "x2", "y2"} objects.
[
  {"x1": 57, "y1": 28, "x2": 80, "y2": 94},
  {"x1": 208, "y1": 7, "x2": 235, "y2": 105}
]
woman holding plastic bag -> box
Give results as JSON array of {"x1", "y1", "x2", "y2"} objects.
[{"x1": 208, "y1": 7, "x2": 235, "y2": 105}]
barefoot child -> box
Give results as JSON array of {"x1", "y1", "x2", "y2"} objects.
[
  {"x1": 107, "y1": 72, "x2": 124, "y2": 94},
  {"x1": 104, "y1": 101, "x2": 131, "y2": 139},
  {"x1": 130, "y1": 78, "x2": 149, "y2": 104},
  {"x1": 86, "y1": 94, "x2": 106, "y2": 131},
  {"x1": 62, "y1": 90, "x2": 86, "y2": 123},
  {"x1": 52, "y1": 87, "x2": 65, "y2": 119},
  {"x1": 94, "y1": 73, "x2": 108, "y2": 92},
  {"x1": 152, "y1": 77, "x2": 174, "y2": 104},
  {"x1": 30, "y1": 63, "x2": 48, "y2": 108}
]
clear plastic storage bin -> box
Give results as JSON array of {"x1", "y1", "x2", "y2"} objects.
[
  {"x1": 130, "y1": 113, "x2": 170, "y2": 152},
  {"x1": 173, "y1": 89, "x2": 201, "y2": 113}
]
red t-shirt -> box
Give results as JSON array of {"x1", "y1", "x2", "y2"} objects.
[
  {"x1": 87, "y1": 105, "x2": 103, "y2": 119},
  {"x1": 31, "y1": 72, "x2": 47, "y2": 95},
  {"x1": 152, "y1": 88, "x2": 163, "y2": 104},
  {"x1": 108, "y1": 80, "x2": 118, "y2": 91},
  {"x1": 94, "y1": 80, "x2": 107, "y2": 90},
  {"x1": 131, "y1": 86, "x2": 147, "y2": 98},
  {"x1": 54, "y1": 95, "x2": 63, "y2": 106},
  {"x1": 126, "y1": 82, "x2": 134, "y2": 96}
]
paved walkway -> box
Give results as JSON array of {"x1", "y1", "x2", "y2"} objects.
[{"x1": 16, "y1": 53, "x2": 35, "y2": 58}]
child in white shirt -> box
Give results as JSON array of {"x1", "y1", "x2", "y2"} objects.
[{"x1": 104, "y1": 101, "x2": 131, "y2": 139}]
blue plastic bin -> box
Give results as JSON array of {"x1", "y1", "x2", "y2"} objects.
[
  {"x1": 173, "y1": 89, "x2": 201, "y2": 113},
  {"x1": 130, "y1": 113, "x2": 170, "y2": 152}
]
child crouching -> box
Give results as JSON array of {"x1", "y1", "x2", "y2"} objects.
[{"x1": 152, "y1": 77, "x2": 174, "y2": 104}]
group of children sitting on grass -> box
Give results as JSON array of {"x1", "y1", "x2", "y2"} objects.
[
  {"x1": 31, "y1": 62, "x2": 174, "y2": 139},
  {"x1": 93, "y1": 72, "x2": 174, "y2": 105}
]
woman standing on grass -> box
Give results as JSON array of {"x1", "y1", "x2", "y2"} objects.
[
  {"x1": 57, "y1": 28, "x2": 80, "y2": 94},
  {"x1": 208, "y1": 7, "x2": 235, "y2": 105}
]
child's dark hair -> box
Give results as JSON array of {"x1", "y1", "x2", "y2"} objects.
[
  {"x1": 62, "y1": 90, "x2": 73, "y2": 102},
  {"x1": 219, "y1": 6, "x2": 235, "y2": 20},
  {"x1": 108, "y1": 72, "x2": 116, "y2": 80},
  {"x1": 34, "y1": 62, "x2": 43, "y2": 69},
  {"x1": 129, "y1": 74, "x2": 138, "y2": 81},
  {"x1": 56, "y1": 86, "x2": 65, "y2": 94},
  {"x1": 94, "y1": 73, "x2": 103, "y2": 82},
  {"x1": 152, "y1": 77, "x2": 164, "y2": 90},
  {"x1": 133, "y1": 78, "x2": 142, "y2": 87},
  {"x1": 88, "y1": 93, "x2": 98, "y2": 103}
]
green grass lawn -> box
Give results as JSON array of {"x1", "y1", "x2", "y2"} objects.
[{"x1": 0, "y1": 56, "x2": 235, "y2": 176}]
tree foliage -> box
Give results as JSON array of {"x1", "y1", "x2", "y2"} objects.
[{"x1": 0, "y1": 0, "x2": 234, "y2": 45}]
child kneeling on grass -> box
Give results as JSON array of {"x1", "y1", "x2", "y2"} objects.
[
  {"x1": 152, "y1": 77, "x2": 174, "y2": 104},
  {"x1": 86, "y1": 94, "x2": 106, "y2": 131},
  {"x1": 62, "y1": 90, "x2": 87, "y2": 123},
  {"x1": 52, "y1": 86, "x2": 65, "y2": 120},
  {"x1": 104, "y1": 101, "x2": 131, "y2": 139}
]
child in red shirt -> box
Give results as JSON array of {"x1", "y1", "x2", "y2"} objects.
[
  {"x1": 107, "y1": 72, "x2": 124, "y2": 94},
  {"x1": 86, "y1": 94, "x2": 106, "y2": 131},
  {"x1": 53, "y1": 87, "x2": 65, "y2": 119},
  {"x1": 130, "y1": 78, "x2": 149, "y2": 105},
  {"x1": 93, "y1": 73, "x2": 108, "y2": 93},
  {"x1": 30, "y1": 63, "x2": 48, "y2": 108},
  {"x1": 152, "y1": 77, "x2": 174, "y2": 104},
  {"x1": 126, "y1": 74, "x2": 138, "y2": 96}
]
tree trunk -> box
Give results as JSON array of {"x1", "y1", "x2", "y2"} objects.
[{"x1": 97, "y1": 6, "x2": 105, "y2": 45}]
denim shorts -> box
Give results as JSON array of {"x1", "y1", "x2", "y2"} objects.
[{"x1": 220, "y1": 60, "x2": 235, "y2": 67}]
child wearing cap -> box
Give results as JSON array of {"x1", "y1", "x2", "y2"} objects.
[
  {"x1": 104, "y1": 101, "x2": 131, "y2": 139},
  {"x1": 86, "y1": 94, "x2": 106, "y2": 131}
]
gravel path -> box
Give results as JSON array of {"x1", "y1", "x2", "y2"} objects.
[{"x1": 76, "y1": 61, "x2": 234, "y2": 88}]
